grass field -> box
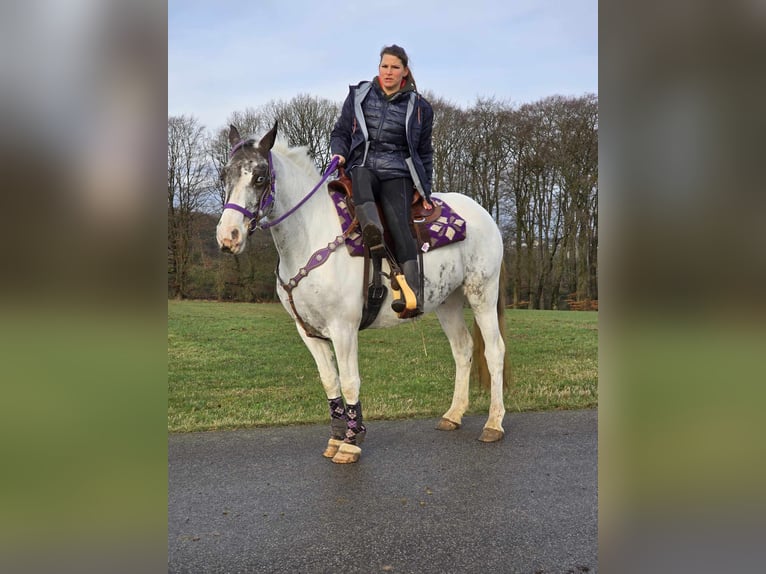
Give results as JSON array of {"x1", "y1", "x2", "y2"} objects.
[{"x1": 168, "y1": 300, "x2": 598, "y2": 432}]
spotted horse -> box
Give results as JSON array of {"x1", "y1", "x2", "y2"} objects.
[{"x1": 217, "y1": 123, "x2": 509, "y2": 463}]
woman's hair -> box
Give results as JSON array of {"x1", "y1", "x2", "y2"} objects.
[{"x1": 380, "y1": 44, "x2": 417, "y2": 90}]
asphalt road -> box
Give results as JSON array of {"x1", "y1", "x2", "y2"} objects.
[{"x1": 169, "y1": 409, "x2": 597, "y2": 574}]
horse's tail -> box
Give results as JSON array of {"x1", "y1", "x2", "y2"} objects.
[{"x1": 471, "y1": 260, "x2": 510, "y2": 391}]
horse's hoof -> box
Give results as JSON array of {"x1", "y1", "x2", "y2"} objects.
[
  {"x1": 478, "y1": 428, "x2": 504, "y2": 442},
  {"x1": 323, "y1": 438, "x2": 343, "y2": 458},
  {"x1": 436, "y1": 418, "x2": 461, "y2": 431},
  {"x1": 332, "y1": 442, "x2": 361, "y2": 464}
]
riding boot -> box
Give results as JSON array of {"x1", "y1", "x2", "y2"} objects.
[
  {"x1": 355, "y1": 202, "x2": 385, "y2": 253},
  {"x1": 397, "y1": 259, "x2": 423, "y2": 317}
]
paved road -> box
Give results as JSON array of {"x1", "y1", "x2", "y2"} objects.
[{"x1": 169, "y1": 410, "x2": 597, "y2": 574}]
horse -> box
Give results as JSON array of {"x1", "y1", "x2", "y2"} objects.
[{"x1": 216, "y1": 122, "x2": 508, "y2": 464}]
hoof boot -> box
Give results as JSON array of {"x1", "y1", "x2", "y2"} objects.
[
  {"x1": 323, "y1": 438, "x2": 343, "y2": 458},
  {"x1": 332, "y1": 442, "x2": 361, "y2": 464}
]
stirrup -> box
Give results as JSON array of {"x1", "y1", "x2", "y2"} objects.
[{"x1": 391, "y1": 272, "x2": 419, "y2": 314}]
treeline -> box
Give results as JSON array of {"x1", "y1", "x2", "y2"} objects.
[{"x1": 168, "y1": 92, "x2": 597, "y2": 309}]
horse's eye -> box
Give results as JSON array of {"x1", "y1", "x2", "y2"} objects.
[{"x1": 255, "y1": 176, "x2": 266, "y2": 184}]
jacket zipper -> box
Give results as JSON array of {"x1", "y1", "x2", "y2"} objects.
[{"x1": 375, "y1": 99, "x2": 389, "y2": 144}]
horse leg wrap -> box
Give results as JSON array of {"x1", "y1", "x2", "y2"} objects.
[
  {"x1": 343, "y1": 402, "x2": 366, "y2": 446},
  {"x1": 323, "y1": 397, "x2": 348, "y2": 458},
  {"x1": 328, "y1": 397, "x2": 347, "y2": 440}
]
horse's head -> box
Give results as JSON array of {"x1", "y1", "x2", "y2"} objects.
[{"x1": 216, "y1": 122, "x2": 278, "y2": 254}]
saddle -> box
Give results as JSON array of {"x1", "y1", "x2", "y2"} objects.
[{"x1": 327, "y1": 167, "x2": 444, "y2": 238}]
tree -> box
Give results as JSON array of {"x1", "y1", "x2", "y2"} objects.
[
  {"x1": 261, "y1": 94, "x2": 341, "y2": 170},
  {"x1": 167, "y1": 93, "x2": 599, "y2": 307},
  {"x1": 168, "y1": 115, "x2": 211, "y2": 298},
  {"x1": 553, "y1": 94, "x2": 598, "y2": 302},
  {"x1": 464, "y1": 97, "x2": 512, "y2": 223},
  {"x1": 427, "y1": 93, "x2": 471, "y2": 195}
]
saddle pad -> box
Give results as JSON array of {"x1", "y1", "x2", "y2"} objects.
[{"x1": 329, "y1": 190, "x2": 467, "y2": 257}]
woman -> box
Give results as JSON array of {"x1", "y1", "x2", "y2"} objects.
[{"x1": 330, "y1": 44, "x2": 434, "y2": 316}]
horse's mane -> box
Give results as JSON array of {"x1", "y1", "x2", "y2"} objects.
[{"x1": 271, "y1": 139, "x2": 319, "y2": 177}]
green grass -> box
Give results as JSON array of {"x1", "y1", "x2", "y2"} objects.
[{"x1": 168, "y1": 300, "x2": 597, "y2": 432}]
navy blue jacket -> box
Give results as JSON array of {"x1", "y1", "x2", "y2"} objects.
[{"x1": 331, "y1": 80, "x2": 434, "y2": 200}]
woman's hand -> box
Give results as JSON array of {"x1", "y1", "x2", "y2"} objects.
[
  {"x1": 422, "y1": 199, "x2": 433, "y2": 210},
  {"x1": 332, "y1": 154, "x2": 346, "y2": 166}
]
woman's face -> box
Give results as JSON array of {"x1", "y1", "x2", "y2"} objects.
[{"x1": 378, "y1": 54, "x2": 407, "y2": 95}]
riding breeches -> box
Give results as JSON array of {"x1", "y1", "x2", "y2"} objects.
[{"x1": 350, "y1": 167, "x2": 417, "y2": 263}]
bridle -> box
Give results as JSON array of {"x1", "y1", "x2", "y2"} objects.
[
  {"x1": 221, "y1": 139, "x2": 277, "y2": 234},
  {"x1": 222, "y1": 140, "x2": 339, "y2": 234}
]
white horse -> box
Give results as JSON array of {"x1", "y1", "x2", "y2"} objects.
[{"x1": 216, "y1": 123, "x2": 507, "y2": 463}]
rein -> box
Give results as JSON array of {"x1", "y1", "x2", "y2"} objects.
[{"x1": 223, "y1": 150, "x2": 339, "y2": 234}]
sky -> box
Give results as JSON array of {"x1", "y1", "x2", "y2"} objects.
[{"x1": 169, "y1": 0, "x2": 597, "y2": 132}]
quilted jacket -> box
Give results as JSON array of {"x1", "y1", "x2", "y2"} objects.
[{"x1": 330, "y1": 78, "x2": 434, "y2": 200}]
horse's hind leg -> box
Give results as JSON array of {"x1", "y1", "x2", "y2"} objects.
[
  {"x1": 434, "y1": 291, "x2": 473, "y2": 431},
  {"x1": 298, "y1": 332, "x2": 345, "y2": 458},
  {"x1": 470, "y1": 297, "x2": 506, "y2": 442}
]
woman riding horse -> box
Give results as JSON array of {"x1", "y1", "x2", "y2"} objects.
[{"x1": 330, "y1": 44, "x2": 433, "y2": 316}]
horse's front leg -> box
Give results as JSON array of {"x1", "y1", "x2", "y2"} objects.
[
  {"x1": 297, "y1": 331, "x2": 346, "y2": 458},
  {"x1": 329, "y1": 329, "x2": 365, "y2": 464}
]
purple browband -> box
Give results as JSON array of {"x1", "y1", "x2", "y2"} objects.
[{"x1": 228, "y1": 138, "x2": 251, "y2": 158}]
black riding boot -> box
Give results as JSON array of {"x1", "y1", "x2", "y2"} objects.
[{"x1": 355, "y1": 202, "x2": 384, "y2": 253}]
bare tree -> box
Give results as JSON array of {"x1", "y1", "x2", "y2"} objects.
[
  {"x1": 262, "y1": 94, "x2": 340, "y2": 170},
  {"x1": 554, "y1": 94, "x2": 598, "y2": 303},
  {"x1": 207, "y1": 128, "x2": 231, "y2": 210},
  {"x1": 168, "y1": 114, "x2": 210, "y2": 298},
  {"x1": 428, "y1": 94, "x2": 599, "y2": 309},
  {"x1": 464, "y1": 97, "x2": 512, "y2": 223},
  {"x1": 227, "y1": 108, "x2": 269, "y2": 138},
  {"x1": 427, "y1": 93, "x2": 471, "y2": 194},
  {"x1": 507, "y1": 96, "x2": 587, "y2": 309}
]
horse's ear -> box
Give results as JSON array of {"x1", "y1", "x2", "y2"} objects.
[
  {"x1": 258, "y1": 121, "x2": 278, "y2": 153},
  {"x1": 228, "y1": 125, "x2": 241, "y2": 147}
]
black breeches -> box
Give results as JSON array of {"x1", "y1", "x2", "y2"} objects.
[{"x1": 351, "y1": 167, "x2": 417, "y2": 263}]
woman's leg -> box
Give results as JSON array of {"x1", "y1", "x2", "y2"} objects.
[
  {"x1": 378, "y1": 177, "x2": 417, "y2": 263},
  {"x1": 379, "y1": 178, "x2": 422, "y2": 314}
]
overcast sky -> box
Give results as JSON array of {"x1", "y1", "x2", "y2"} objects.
[{"x1": 169, "y1": 0, "x2": 597, "y2": 131}]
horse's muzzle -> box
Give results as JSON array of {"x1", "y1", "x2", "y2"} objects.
[{"x1": 217, "y1": 226, "x2": 243, "y2": 254}]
